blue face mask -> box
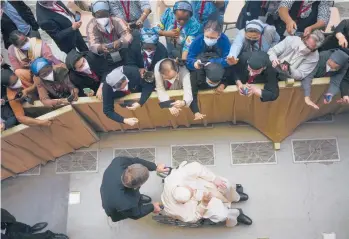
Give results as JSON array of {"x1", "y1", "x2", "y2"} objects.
[{"x1": 204, "y1": 37, "x2": 218, "y2": 47}]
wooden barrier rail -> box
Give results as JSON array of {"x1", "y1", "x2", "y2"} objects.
[
  {"x1": 2, "y1": 78, "x2": 348, "y2": 179},
  {"x1": 1, "y1": 105, "x2": 99, "y2": 179}
]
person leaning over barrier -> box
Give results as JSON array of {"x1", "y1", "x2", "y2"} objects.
[
  {"x1": 65, "y1": 49, "x2": 109, "y2": 100},
  {"x1": 302, "y1": 49, "x2": 349, "y2": 110},
  {"x1": 8, "y1": 30, "x2": 64, "y2": 88},
  {"x1": 320, "y1": 19, "x2": 349, "y2": 54},
  {"x1": 1, "y1": 68, "x2": 51, "y2": 127},
  {"x1": 268, "y1": 30, "x2": 325, "y2": 81},
  {"x1": 154, "y1": 58, "x2": 193, "y2": 117},
  {"x1": 234, "y1": 51, "x2": 279, "y2": 102},
  {"x1": 31, "y1": 58, "x2": 79, "y2": 107},
  {"x1": 102, "y1": 66, "x2": 154, "y2": 126},
  {"x1": 186, "y1": 13, "x2": 232, "y2": 95},
  {"x1": 100, "y1": 156, "x2": 169, "y2": 222}
]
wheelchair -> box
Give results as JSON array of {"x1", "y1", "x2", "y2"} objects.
[{"x1": 152, "y1": 162, "x2": 225, "y2": 228}]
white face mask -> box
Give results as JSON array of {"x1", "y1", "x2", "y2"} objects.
[
  {"x1": 9, "y1": 79, "x2": 23, "y2": 89},
  {"x1": 78, "y1": 59, "x2": 90, "y2": 73},
  {"x1": 204, "y1": 37, "x2": 218, "y2": 47},
  {"x1": 326, "y1": 63, "x2": 337, "y2": 73},
  {"x1": 21, "y1": 41, "x2": 30, "y2": 51},
  {"x1": 144, "y1": 50, "x2": 155, "y2": 56},
  {"x1": 43, "y1": 71, "x2": 54, "y2": 81},
  {"x1": 206, "y1": 77, "x2": 219, "y2": 87},
  {"x1": 96, "y1": 18, "x2": 109, "y2": 28}
]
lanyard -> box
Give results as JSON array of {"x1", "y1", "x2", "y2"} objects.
[
  {"x1": 173, "y1": 20, "x2": 184, "y2": 32},
  {"x1": 51, "y1": 3, "x2": 67, "y2": 14},
  {"x1": 258, "y1": 36, "x2": 262, "y2": 50},
  {"x1": 297, "y1": 0, "x2": 312, "y2": 18},
  {"x1": 120, "y1": 0, "x2": 131, "y2": 22},
  {"x1": 101, "y1": 18, "x2": 113, "y2": 42},
  {"x1": 199, "y1": 0, "x2": 206, "y2": 22},
  {"x1": 143, "y1": 52, "x2": 153, "y2": 70}
]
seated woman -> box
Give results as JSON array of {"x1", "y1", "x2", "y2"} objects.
[
  {"x1": 268, "y1": 30, "x2": 325, "y2": 81},
  {"x1": 191, "y1": 0, "x2": 229, "y2": 27},
  {"x1": 30, "y1": 58, "x2": 79, "y2": 107},
  {"x1": 227, "y1": 19, "x2": 280, "y2": 66},
  {"x1": 154, "y1": 1, "x2": 201, "y2": 60},
  {"x1": 301, "y1": 49, "x2": 349, "y2": 109},
  {"x1": 86, "y1": 1, "x2": 133, "y2": 71},
  {"x1": 186, "y1": 16, "x2": 232, "y2": 120},
  {"x1": 154, "y1": 58, "x2": 193, "y2": 117},
  {"x1": 267, "y1": 0, "x2": 331, "y2": 39},
  {"x1": 7, "y1": 30, "x2": 63, "y2": 94},
  {"x1": 235, "y1": 51, "x2": 279, "y2": 102},
  {"x1": 1, "y1": 68, "x2": 51, "y2": 127},
  {"x1": 102, "y1": 66, "x2": 154, "y2": 126},
  {"x1": 320, "y1": 19, "x2": 349, "y2": 54},
  {"x1": 1, "y1": 86, "x2": 18, "y2": 131},
  {"x1": 161, "y1": 162, "x2": 251, "y2": 227},
  {"x1": 65, "y1": 49, "x2": 109, "y2": 100},
  {"x1": 127, "y1": 27, "x2": 168, "y2": 77}
]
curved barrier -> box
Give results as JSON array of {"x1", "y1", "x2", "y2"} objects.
[
  {"x1": 2, "y1": 78, "x2": 348, "y2": 179},
  {"x1": 1, "y1": 105, "x2": 99, "y2": 179}
]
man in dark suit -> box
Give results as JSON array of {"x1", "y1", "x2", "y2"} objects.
[
  {"x1": 0, "y1": 1, "x2": 40, "y2": 49},
  {"x1": 36, "y1": 1, "x2": 88, "y2": 54},
  {"x1": 100, "y1": 156, "x2": 168, "y2": 222}
]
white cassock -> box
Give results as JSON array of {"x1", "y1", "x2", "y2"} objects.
[{"x1": 161, "y1": 162, "x2": 240, "y2": 224}]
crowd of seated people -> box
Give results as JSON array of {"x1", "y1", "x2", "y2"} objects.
[{"x1": 1, "y1": 0, "x2": 349, "y2": 133}]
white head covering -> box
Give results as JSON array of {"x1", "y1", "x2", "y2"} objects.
[
  {"x1": 172, "y1": 186, "x2": 191, "y2": 203},
  {"x1": 106, "y1": 66, "x2": 126, "y2": 92}
]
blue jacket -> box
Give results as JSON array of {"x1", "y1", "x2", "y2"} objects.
[{"x1": 187, "y1": 33, "x2": 231, "y2": 70}]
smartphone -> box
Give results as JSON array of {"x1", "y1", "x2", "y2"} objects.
[
  {"x1": 159, "y1": 100, "x2": 175, "y2": 109},
  {"x1": 119, "y1": 100, "x2": 135, "y2": 108},
  {"x1": 83, "y1": 88, "x2": 92, "y2": 94},
  {"x1": 105, "y1": 42, "x2": 114, "y2": 49},
  {"x1": 67, "y1": 94, "x2": 75, "y2": 103},
  {"x1": 324, "y1": 94, "x2": 333, "y2": 103},
  {"x1": 75, "y1": 11, "x2": 81, "y2": 22}
]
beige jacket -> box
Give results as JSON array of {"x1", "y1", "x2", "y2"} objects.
[
  {"x1": 154, "y1": 59, "x2": 193, "y2": 107},
  {"x1": 267, "y1": 36, "x2": 319, "y2": 80},
  {"x1": 161, "y1": 162, "x2": 229, "y2": 223}
]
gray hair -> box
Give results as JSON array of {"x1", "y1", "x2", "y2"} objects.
[
  {"x1": 122, "y1": 164, "x2": 149, "y2": 188},
  {"x1": 204, "y1": 19, "x2": 223, "y2": 34},
  {"x1": 309, "y1": 29, "x2": 325, "y2": 48}
]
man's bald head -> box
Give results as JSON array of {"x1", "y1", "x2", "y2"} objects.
[
  {"x1": 122, "y1": 164, "x2": 149, "y2": 188},
  {"x1": 159, "y1": 59, "x2": 178, "y2": 80}
]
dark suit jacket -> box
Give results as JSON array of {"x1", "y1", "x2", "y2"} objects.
[
  {"x1": 100, "y1": 157, "x2": 156, "y2": 222},
  {"x1": 127, "y1": 42, "x2": 168, "y2": 72},
  {"x1": 1, "y1": 1, "x2": 39, "y2": 49},
  {"x1": 36, "y1": 1, "x2": 88, "y2": 53}
]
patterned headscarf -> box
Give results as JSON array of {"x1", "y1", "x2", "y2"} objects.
[
  {"x1": 173, "y1": 1, "x2": 193, "y2": 16},
  {"x1": 30, "y1": 57, "x2": 51, "y2": 76},
  {"x1": 141, "y1": 28, "x2": 159, "y2": 44}
]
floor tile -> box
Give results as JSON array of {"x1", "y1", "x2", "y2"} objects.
[
  {"x1": 114, "y1": 147, "x2": 156, "y2": 163},
  {"x1": 231, "y1": 142, "x2": 276, "y2": 165},
  {"x1": 171, "y1": 144, "x2": 215, "y2": 167},
  {"x1": 56, "y1": 150, "x2": 98, "y2": 174}
]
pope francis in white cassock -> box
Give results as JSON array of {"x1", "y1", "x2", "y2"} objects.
[{"x1": 161, "y1": 162, "x2": 252, "y2": 227}]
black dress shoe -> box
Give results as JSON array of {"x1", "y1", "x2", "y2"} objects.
[
  {"x1": 140, "y1": 194, "x2": 152, "y2": 204},
  {"x1": 53, "y1": 234, "x2": 69, "y2": 239},
  {"x1": 237, "y1": 209, "x2": 252, "y2": 225},
  {"x1": 238, "y1": 192, "x2": 249, "y2": 201},
  {"x1": 236, "y1": 184, "x2": 243, "y2": 194},
  {"x1": 31, "y1": 222, "x2": 48, "y2": 233}
]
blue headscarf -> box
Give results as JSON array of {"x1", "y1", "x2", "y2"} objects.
[
  {"x1": 30, "y1": 58, "x2": 51, "y2": 76},
  {"x1": 173, "y1": 1, "x2": 193, "y2": 16},
  {"x1": 141, "y1": 28, "x2": 159, "y2": 44}
]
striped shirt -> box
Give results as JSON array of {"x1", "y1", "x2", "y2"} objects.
[{"x1": 108, "y1": 0, "x2": 151, "y2": 23}]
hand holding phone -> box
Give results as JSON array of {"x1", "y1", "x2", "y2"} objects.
[
  {"x1": 75, "y1": 11, "x2": 81, "y2": 22},
  {"x1": 67, "y1": 94, "x2": 75, "y2": 103}
]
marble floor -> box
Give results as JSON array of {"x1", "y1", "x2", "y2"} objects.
[{"x1": 2, "y1": 113, "x2": 349, "y2": 239}]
